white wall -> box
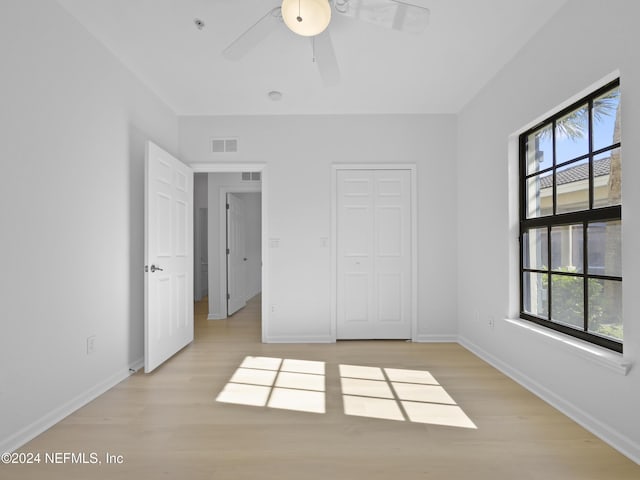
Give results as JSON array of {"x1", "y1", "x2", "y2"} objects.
[
  {"x1": 179, "y1": 114, "x2": 458, "y2": 342},
  {"x1": 0, "y1": 0, "x2": 178, "y2": 453},
  {"x1": 456, "y1": 0, "x2": 640, "y2": 462}
]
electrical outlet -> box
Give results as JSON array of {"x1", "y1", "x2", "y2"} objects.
[
  {"x1": 488, "y1": 317, "x2": 495, "y2": 329},
  {"x1": 87, "y1": 335, "x2": 96, "y2": 355},
  {"x1": 271, "y1": 304, "x2": 277, "y2": 313}
]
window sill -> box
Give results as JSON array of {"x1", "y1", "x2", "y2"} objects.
[{"x1": 504, "y1": 318, "x2": 631, "y2": 375}]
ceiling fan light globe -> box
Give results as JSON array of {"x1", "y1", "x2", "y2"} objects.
[{"x1": 281, "y1": 0, "x2": 331, "y2": 37}]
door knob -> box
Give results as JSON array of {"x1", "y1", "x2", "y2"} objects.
[{"x1": 150, "y1": 265, "x2": 164, "y2": 273}]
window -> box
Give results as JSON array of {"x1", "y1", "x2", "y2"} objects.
[{"x1": 519, "y1": 79, "x2": 622, "y2": 352}]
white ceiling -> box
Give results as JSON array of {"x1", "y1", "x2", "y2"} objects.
[{"x1": 57, "y1": 0, "x2": 567, "y2": 116}]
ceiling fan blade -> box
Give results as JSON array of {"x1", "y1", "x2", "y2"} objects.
[
  {"x1": 313, "y1": 29, "x2": 340, "y2": 86},
  {"x1": 222, "y1": 7, "x2": 282, "y2": 61},
  {"x1": 334, "y1": 0, "x2": 430, "y2": 34}
]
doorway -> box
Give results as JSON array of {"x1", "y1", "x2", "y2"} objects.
[
  {"x1": 192, "y1": 164, "x2": 268, "y2": 342},
  {"x1": 226, "y1": 191, "x2": 262, "y2": 316}
]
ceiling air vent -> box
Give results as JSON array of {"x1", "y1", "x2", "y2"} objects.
[
  {"x1": 211, "y1": 137, "x2": 238, "y2": 153},
  {"x1": 241, "y1": 172, "x2": 261, "y2": 182}
]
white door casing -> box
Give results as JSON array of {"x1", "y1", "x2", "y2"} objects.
[
  {"x1": 336, "y1": 169, "x2": 412, "y2": 339},
  {"x1": 227, "y1": 192, "x2": 247, "y2": 315},
  {"x1": 144, "y1": 141, "x2": 194, "y2": 373},
  {"x1": 199, "y1": 208, "x2": 209, "y2": 299}
]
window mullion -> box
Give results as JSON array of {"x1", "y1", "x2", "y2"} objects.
[
  {"x1": 547, "y1": 224, "x2": 552, "y2": 321},
  {"x1": 583, "y1": 220, "x2": 589, "y2": 332},
  {"x1": 588, "y1": 98, "x2": 594, "y2": 210},
  {"x1": 552, "y1": 119, "x2": 557, "y2": 216}
]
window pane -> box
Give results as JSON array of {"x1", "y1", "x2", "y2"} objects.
[
  {"x1": 526, "y1": 174, "x2": 552, "y2": 218},
  {"x1": 551, "y1": 224, "x2": 583, "y2": 273},
  {"x1": 588, "y1": 279, "x2": 622, "y2": 341},
  {"x1": 555, "y1": 104, "x2": 588, "y2": 164},
  {"x1": 593, "y1": 86, "x2": 620, "y2": 151},
  {"x1": 523, "y1": 227, "x2": 548, "y2": 269},
  {"x1": 556, "y1": 159, "x2": 589, "y2": 214},
  {"x1": 523, "y1": 272, "x2": 548, "y2": 319},
  {"x1": 593, "y1": 148, "x2": 621, "y2": 208},
  {"x1": 551, "y1": 274, "x2": 583, "y2": 329},
  {"x1": 587, "y1": 220, "x2": 621, "y2": 276},
  {"x1": 526, "y1": 125, "x2": 553, "y2": 175}
]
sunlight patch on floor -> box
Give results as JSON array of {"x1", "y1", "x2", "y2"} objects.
[
  {"x1": 268, "y1": 387, "x2": 325, "y2": 413},
  {"x1": 276, "y1": 371, "x2": 325, "y2": 391},
  {"x1": 340, "y1": 364, "x2": 477, "y2": 429},
  {"x1": 392, "y1": 383, "x2": 455, "y2": 404},
  {"x1": 343, "y1": 395, "x2": 405, "y2": 421},
  {"x1": 281, "y1": 358, "x2": 325, "y2": 375},
  {"x1": 216, "y1": 357, "x2": 477, "y2": 429},
  {"x1": 229, "y1": 367, "x2": 277, "y2": 386},
  {"x1": 216, "y1": 356, "x2": 326, "y2": 414},
  {"x1": 240, "y1": 356, "x2": 283, "y2": 370},
  {"x1": 385, "y1": 367, "x2": 438, "y2": 385},
  {"x1": 215, "y1": 383, "x2": 271, "y2": 407},
  {"x1": 341, "y1": 377, "x2": 395, "y2": 399},
  {"x1": 402, "y1": 401, "x2": 477, "y2": 429},
  {"x1": 339, "y1": 364, "x2": 385, "y2": 380}
]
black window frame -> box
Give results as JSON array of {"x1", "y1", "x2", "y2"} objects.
[{"x1": 519, "y1": 79, "x2": 622, "y2": 353}]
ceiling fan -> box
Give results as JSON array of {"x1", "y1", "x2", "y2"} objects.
[{"x1": 222, "y1": 0, "x2": 430, "y2": 86}]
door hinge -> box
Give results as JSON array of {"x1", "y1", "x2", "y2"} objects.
[
  {"x1": 226, "y1": 248, "x2": 230, "y2": 255},
  {"x1": 227, "y1": 293, "x2": 230, "y2": 300},
  {"x1": 226, "y1": 203, "x2": 230, "y2": 210}
]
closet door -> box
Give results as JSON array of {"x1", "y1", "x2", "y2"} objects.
[{"x1": 336, "y1": 169, "x2": 411, "y2": 339}]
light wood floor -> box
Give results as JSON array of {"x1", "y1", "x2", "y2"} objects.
[{"x1": 4, "y1": 295, "x2": 639, "y2": 479}]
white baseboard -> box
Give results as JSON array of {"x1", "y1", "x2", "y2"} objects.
[
  {"x1": 413, "y1": 333, "x2": 458, "y2": 343},
  {"x1": 207, "y1": 313, "x2": 226, "y2": 320},
  {"x1": 458, "y1": 336, "x2": 640, "y2": 465},
  {"x1": 129, "y1": 358, "x2": 144, "y2": 373},
  {"x1": 0, "y1": 358, "x2": 143, "y2": 454},
  {"x1": 264, "y1": 335, "x2": 334, "y2": 343}
]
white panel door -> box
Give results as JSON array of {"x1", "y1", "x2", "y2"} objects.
[
  {"x1": 145, "y1": 141, "x2": 194, "y2": 373},
  {"x1": 337, "y1": 170, "x2": 411, "y2": 339},
  {"x1": 227, "y1": 193, "x2": 247, "y2": 315}
]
